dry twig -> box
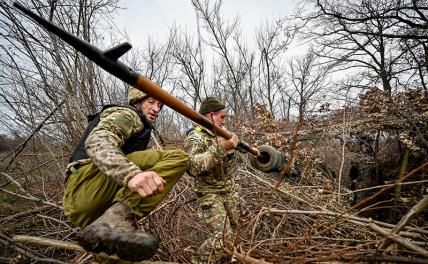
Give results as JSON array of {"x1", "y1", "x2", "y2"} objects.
[
  {"x1": 378, "y1": 195, "x2": 428, "y2": 250},
  {"x1": 369, "y1": 222, "x2": 428, "y2": 258}
]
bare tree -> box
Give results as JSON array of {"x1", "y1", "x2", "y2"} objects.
[
  {"x1": 255, "y1": 18, "x2": 295, "y2": 118},
  {"x1": 171, "y1": 27, "x2": 206, "y2": 110},
  {"x1": 0, "y1": 0, "x2": 120, "y2": 147},
  {"x1": 402, "y1": 38, "x2": 428, "y2": 95},
  {"x1": 191, "y1": 0, "x2": 247, "y2": 120},
  {"x1": 299, "y1": 0, "x2": 427, "y2": 95},
  {"x1": 134, "y1": 31, "x2": 185, "y2": 139},
  {"x1": 234, "y1": 35, "x2": 257, "y2": 117},
  {"x1": 0, "y1": 2, "x2": 120, "y2": 261},
  {"x1": 285, "y1": 49, "x2": 330, "y2": 120}
]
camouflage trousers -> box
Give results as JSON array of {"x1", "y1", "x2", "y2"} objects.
[
  {"x1": 63, "y1": 149, "x2": 188, "y2": 263},
  {"x1": 192, "y1": 192, "x2": 239, "y2": 264}
]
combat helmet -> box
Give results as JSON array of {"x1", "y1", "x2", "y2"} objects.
[{"x1": 128, "y1": 87, "x2": 148, "y2": 105}]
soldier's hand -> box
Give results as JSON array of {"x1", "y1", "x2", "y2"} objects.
[
  {"x1": 218, "y1": 133, "x2": 239, "y2": 151},
  {"x1": 127, "y1": 171, "x2": 166, "y2": 198},
  {"x1": 251, "y1": 147, "x2": 260, "y2": 157}
]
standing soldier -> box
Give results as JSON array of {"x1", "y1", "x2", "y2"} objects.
[
  {"x1": 63, "y1": 88, "x2": 189, "y2": 263},
  {"x1": 184, "y1": 96, "x2": 245, "y2": 263}
]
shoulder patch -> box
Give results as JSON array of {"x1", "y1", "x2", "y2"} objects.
[
  {"x1": 186, "y1": 126, "x2": 194, "y2": 135},
  {"x1": 187, "y1": 126, "x2": 204, "y2": 141}
]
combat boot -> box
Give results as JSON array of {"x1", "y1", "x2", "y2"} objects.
[{"x1": 76, "y1": 202, "x2": 159, "y2": 262}]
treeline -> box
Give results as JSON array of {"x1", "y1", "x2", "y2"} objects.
[{"x1": 0, "y1": 0, "x2": 426, "y2": 148}]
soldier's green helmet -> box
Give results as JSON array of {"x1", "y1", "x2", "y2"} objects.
[{"x1": 128, "y1": 87, "x2": 148, "y2": 105}]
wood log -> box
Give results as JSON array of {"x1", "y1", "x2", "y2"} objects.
[{"x1": 12, "y1": 235, "x2": 179, "y2": 264}]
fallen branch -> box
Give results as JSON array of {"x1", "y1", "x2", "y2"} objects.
[
  {"x1": 13, "y1": 235, "x2": 82, "y2": 251},
  {"x1": 36, "y1": 214, "x2": 73, "y2": 229},
  {"x1": 224, "y1": 247, "x2": 273, "y2": 264},
  {"x1": 0, "y1": 187, "x2": 62, "y2": 209},
  {"x1": 346, "y1": 219, "x2": 421, "y2": 240},
  {"x1": 336, "y1": 254, "x2": 428, "y2": 264},
  {"x1": 379, "y1": 195, "x2": 428, "y2": 250},
  {"x1": 368, "y1": 222, "x2": 428, "y2": 258},
  {"x1": 239, "y1": 169, "x2": 325, "y2": 211},
  {"x1": 348, "y1": 179, "x2": 428, "y2": 194},
  {"x1": 11, "y1": 235, "x2": 179, "y2": 263},
  {"x1": 0, "y1": 233, "x2": 66, "y2": 264},
  {"x1": 0, "y1": 205, "x2": 51, "y2": 224},
  {"x1": 251, "y1": 236, "x2": 428, "y2": 247},
  {"x1": 257, "y1": 208, "x2": 428, "y2": 236},
  {"x1": 142, "y1": 185, "x2": 190, "y2": 222},
  {"x1": 0, "y1": 171, "x2": 62, "y2": 209}
]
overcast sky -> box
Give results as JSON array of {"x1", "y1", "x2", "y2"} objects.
[{"x1": 113, "y1": 0, "x2": 301, "y2": 51}]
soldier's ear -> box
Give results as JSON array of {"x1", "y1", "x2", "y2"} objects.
[
  {"x1": 206, "y1": 112, "x2": 214, "y2": 120},
  {"x1": 133, "y1": 101, "x2": 142, "y2": 111}
]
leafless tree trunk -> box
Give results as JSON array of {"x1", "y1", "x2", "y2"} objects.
[
  {"x1": 191, "y1": 0, "x2": 247, "y2": 121},
  {"x1": 285, "y1": 49, "x2": 330, "y2": 120},
  {"x1": 0, "y1": 0, "x2": 120, "y2": 147},
  {"x1": 255, "y1": 18, "x2": 294, "y2": 118},
  {"x1": 298, "y1": 0, "x2": 427, "y2": 95},
  {"x1": 171, "y1": 27, "x2": 205, "y2": 110}
]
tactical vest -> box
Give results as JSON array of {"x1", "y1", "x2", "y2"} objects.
[{"x1": 69, "y1": 104, "x2": 152, "y2": 163}]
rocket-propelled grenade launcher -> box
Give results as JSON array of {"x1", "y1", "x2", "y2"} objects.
[{"x1": 13, "y1": 1, "x2": 286, "y2": 172}]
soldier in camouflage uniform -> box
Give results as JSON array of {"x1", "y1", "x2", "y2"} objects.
[
  {"x1": 62, "y1": 88, "x2": 189, "y2": 263},
  {"x1": 183, "y1": 97, "x2": 242, "y2": 264}
]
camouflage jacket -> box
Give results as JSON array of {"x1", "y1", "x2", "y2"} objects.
[
  {"x1": 183, "y1": 125, "x2": 238, "y2": 194},
  {"x1": 66, "y1": 107, "x2": 148, "y2": 187}
]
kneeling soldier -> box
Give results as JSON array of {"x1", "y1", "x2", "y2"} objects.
[{"x1": 63, "y1": 88, "x2": 189, "y2": 263}]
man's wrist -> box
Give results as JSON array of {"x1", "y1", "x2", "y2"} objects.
[{"x1": 123, "y1": 170, "x2": 142, "y2": 187}]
